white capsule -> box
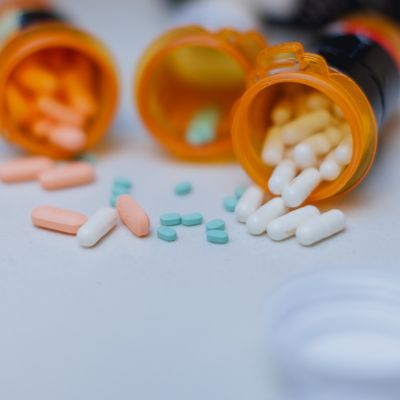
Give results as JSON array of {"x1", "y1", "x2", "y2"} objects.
[
  {"x1": 296, "y1": 209, "x2": 346, "y2": 246},
  {"x1": 77, "y1": 207, "x2": 118, "y2": 248},
  {"x1": 281, "y1": 109, "x2": 331, "y2": 145},
  {"x1": 267, "y1": 205, "x2": 320, "y2": 241},
  {"x1": 271, "y1": 99, "x2": 292, "y2": 125},
  {"x1": 306, "y1": 93, "x2": 331, "y2": 110},
  {"x1": 235, "y1": 185, "x2": 264, "y2": 223},
  {"x1": 268, "y1": 160, "x2": 297, "y2": 195},
  {"x1": 282, "y1": 168, "x2": 321, "y2": 208},
  {"x1": 293, "y1": 143, "x2": 318, "y2": 169},
  {"x1": 324, "y1": 125, "x2": 343, "y2": 147},
  {"x1": 335, "y1": 135, "x2": 353, "y2": 166},
  {"x1": 261, "y1": 126, "x2": 284, "y2": 166},
  {"x1": 320, "y1": 150, "x2": 344, "y2": 181},
  {"x1": 246, "y1": 197, "x2": 287, "y2": 236}
]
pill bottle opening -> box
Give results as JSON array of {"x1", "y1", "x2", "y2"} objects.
[
  {"x1": 232, "y1": 78, "x2": 377, "y2": 202},
  {"x1": 137, "y1": 43, "x2": 248, "y2": 160},
  {"x1": 266, "y1": 271, "x2": 400, "y2": 398},
  {"x1": 0, "y1": 25, "x2": 118, "y2": 158}
]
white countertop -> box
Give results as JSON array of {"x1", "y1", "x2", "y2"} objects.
[{"x1": 1, "y1": 1, "x2": 399, "y2": 399}]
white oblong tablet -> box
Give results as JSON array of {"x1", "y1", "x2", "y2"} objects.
[
  {"x1": 246, "y1": 197, "x2": 287, "y2": 236},
  {"x1": 267, "y1": 205, "x2": 320, "y2": 241},
  {"x1": 296, "y1": 209, "x2": 346, "y2": 246},
  {"x1": 235, "y1": 185, "x2": 264, "y2": 223},
  {"x1": 268, "y1": 160, "x2": 297, "y2": 196},
  {"x1": 77, "y1": 207, "x2": 118, "y2": 248}
]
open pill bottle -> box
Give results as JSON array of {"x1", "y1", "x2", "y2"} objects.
[
  {"x1": 232, "y1": 14, "x2": 400, "y2": 202},
  {"x1": 264, "y1": 270, "x2": 400, "y2": 400},
  {"x1": 0, "y1": 0, "x2": 119, "y2": 158},
  {"x1": 135, "y1": 25, "x2": 267, "y2": 160}
]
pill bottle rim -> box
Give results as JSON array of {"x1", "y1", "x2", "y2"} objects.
[
  {"x1": 264, "y1": 270, "x2": 400, "y2": 395},
  {"x1": 0, "y1": 22, "x2": 119, "y2": 159},
  {"x1": 231, "y1": 67, "x2": 378, "y2": 203},
  {"x1": 134, "y1": 25, "x2": 267, "y2": 161}
]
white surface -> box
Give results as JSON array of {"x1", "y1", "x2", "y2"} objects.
[{"x1": 0, "y1": 1, "x2": 400, "y2": 399}]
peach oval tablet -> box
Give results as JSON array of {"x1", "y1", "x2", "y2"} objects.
[
  {"x1": 48, "y1": 125, "x2": 87, "y2": 152},
  {"x1": 116, "y1": 194, "x2": 150, "y2": 238},
  {"x1": 39, "y1": 162, "x2": 95, "y2": 190},
  {"x1": 0, "y1": 156, "x2": 55, "y2": 183},
  {"x1": 32, "y1": 205, "x2": 87, "y2": 234}
]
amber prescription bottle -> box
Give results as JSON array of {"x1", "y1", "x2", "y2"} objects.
[
  {"x1": 0, "y1": 1, "x2": 118, "y2": 158},
  {"x1": 135, "y1": 25, "x2": 267, "y2": 160},
  {"x1": 232, "y1": 14, "x2": 400, "y2": 203}
]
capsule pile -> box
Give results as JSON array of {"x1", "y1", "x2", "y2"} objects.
[{"x1": 6, "y1": 49, "x2": 98, "y2": 153}]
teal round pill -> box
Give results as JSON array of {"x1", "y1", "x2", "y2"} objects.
[
  {"x1": 157, "y1": 226, "x2": 177, "y2": 242},
  {"x1": 206, "y1": 219, "x2": 225, "y2": 231},
  {"x1": 110, "y1": 193, "x2": 122, "y2": 208},
  {"x1": 235, "y1": 186, "x2": 246, "y2": 199},
  {"x1": 112, "y1": 186, "x2": 131, "y2": 196},
  {"x1": 182, "y1": 213, "x2": 203, "y2": 226},
  {"x1": 160, "y1": 213, "x2": 182, "y2": 226},
  {"x1": 113, "y1": 177, "x2": 132, "y2": 190},
  {"x1": 175, "y1": 182, "x2": 193, "y2": 196},
  {"x1": 207, "y1": 229, "x2": 229, "y2": 244},
  {"x1": 223, "y1": 196, "x2": 238, "y2": 213}
]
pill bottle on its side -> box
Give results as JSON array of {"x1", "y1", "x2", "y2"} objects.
[
  {"x1": 232, "y1": 14, "x2": 400, "y2": 203},
  {"x1": 135, "y1": 26, "x2": 267, "y2": 160},
  {"x1": 0, "y1": 1, "x2": 119, "y2": 158}
]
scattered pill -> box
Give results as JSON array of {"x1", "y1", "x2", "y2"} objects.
[
  {"x1": 39, "y1": 162, "x2": 95, "y2": 190},
  {"x1": 157, "y1": 226, "x2": 177, "y2": 242},
  {"x1": 281, "y1": 109, "x2": 331, "y2": 145},
  {"x1": 235, "y1": 186, "x2": 246, "y2": 199},
  {"x1": 77, "y1": 207, "x2": 118, "y2": 248},
  {"x1": 207, "y1": 229, "x2": 229, "y2": 244},
  {"x1": 0, "y1": 156, "x2": 55, "y2": 183},
  {"x1": 332, "y1": 103, "x2": 345, "y2": 119},
  {"x1": 235, "y1": 186, "x2": 264, "y2": 223},
  {"x1": 16, "y1": 63, "x2": 58, "y2": 94},
  {"x1": 262, "y1": 126, "x2": 284, "y2": 166},
  {"x1": 182, "y1": 213, "x2": 203, "y2": 226},
  {"x1": 267, "y1": 205, "x2": 320, "y2": 241},
  {"x1": 246, "y1": 197, "x2": 287, "y2": 236},
  {"x1": 117, "y1": 195, "x2": 150, "y2": 238},
  {"x1": 271, "y1": 99, "x2": 292, "y2": 125},
  {"x1": 160, "y1": 213, "x2": 182, "y2": 226},
  {"x1": 206, "y1": 219, "x2": 225, "y2": 231},
  {"x1": 223, "y1": 196, "x2": 238, "y2": 213},
  {"x1": 306, "y1": 93, "x2": 331, "y2": 110},
  {"x1": 48, "y1": 125, "x2": 87, "y2": 152},
  {"x1": 113, "y1": 177, "x2": 132, "y2": 190},
  {"x1": 268, "y1": 160, "x2": 297, "y2": 195},
  {"x1": 324, "y1": 125, "x2": 344, "y2": 147},
  {"x1": 175, "y1": 181, "x2": 193, "y2": 196},
  {"x1": 296, "y1": 209, "x2": 346, "y2": 246},
  {"x1": 282, "y1": 168, "x2": 321, "y2": 208},
  {"x1": 31, "y1": 205, "x2": 87, "y2": 235}
]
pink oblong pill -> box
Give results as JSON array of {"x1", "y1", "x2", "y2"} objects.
[
  {"x1": 0, "y1": 156, "x2": 55, "y2": 183},
  {"x1": 48, "y1": 125, "x2": 87, "y2": 152},
  {"x1": 39, "y1": 162, "x2": 95, "y2": 190},
  {"x1": 32, "y1": 205, "x2": 87, "y2": 234},
  {"x1": 116, "y1": 194, "x2": 150, "y2": 238}
]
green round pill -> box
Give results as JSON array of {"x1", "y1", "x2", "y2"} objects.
[
  {"x1": 223, "y1": 196, "x2": 238, "y2": 213},
  {"x1": 113, "y1": 177, "x2": 132, "y2": 190},
  {"x1": 181, "y1": 213, "x2": 203, "y2": 226},
  {"x1": 175, "y1": 182, "x2": 193, "y2": 196},
  {"x1": 207, "y1": 229, "x2": 229, "y2": 244},
  {"x1": 160, "y1": 213, "x2": 182, "y2": 226},
  {"x1": 206, "y1": 219, "x2": 225, "y2": 231},
  {"x1": 235, "y1": 186, "x2": 246, "y2": 199},
  {"x1": 157, "y1": 226, "x2": 177, "y2": 242}
]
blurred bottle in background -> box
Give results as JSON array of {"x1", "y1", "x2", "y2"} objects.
[{"x1": 264, "y1": 270, "x2": 400, "y2": 400}]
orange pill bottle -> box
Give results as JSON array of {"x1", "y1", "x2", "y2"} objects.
[
  {"x1": 232, "y1": 14, "x2": 400, "y2": 202},
  {"x1": 0, "y1": 0, "x2": 118, "y2": 158},
  {"x1": 135, "y1": 26, "x2": 267, "y2": 160}
]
